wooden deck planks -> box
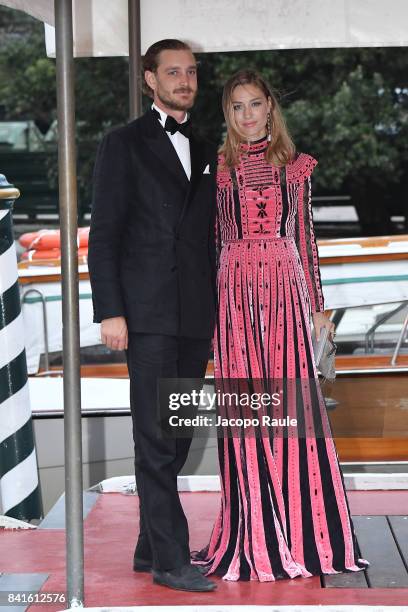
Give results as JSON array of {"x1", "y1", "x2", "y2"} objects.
[
  {"x1": 352, "y1": 515, "x2": 408, "y2": 588},
  {"x1": 388, "y1": 515, "x2": 408, "y2": 571},
  {"x1": 322, "y1": 568, "x2": 368, "y2": 588}
]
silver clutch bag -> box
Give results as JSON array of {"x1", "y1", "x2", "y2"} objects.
[{"x1": 312, "y1": 326, "x2": 337, "y2": 382}]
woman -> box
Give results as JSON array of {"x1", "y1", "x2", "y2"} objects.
[{"x1": 194, "y1": 70, "x2": 369, "y2": 581}]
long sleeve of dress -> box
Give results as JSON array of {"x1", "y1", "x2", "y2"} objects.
[
  {"x1": 208, "y1": 183, "x2": 218, "y2": 303},
  {"x1": 294, "y1": 155, "x2": 325, "y2": 314}
]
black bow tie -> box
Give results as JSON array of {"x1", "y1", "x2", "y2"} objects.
[{"x1": 152, "y1": 108, "x2": 192, "y2": 138}]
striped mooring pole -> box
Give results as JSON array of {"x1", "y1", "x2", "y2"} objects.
[{"x1": 0, "y1": 174, "x2": 42, "y2": 521}]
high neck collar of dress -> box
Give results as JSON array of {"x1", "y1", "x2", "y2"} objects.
[{"x1": 240, "y1": 136, "x2": 268, "y2": 153}]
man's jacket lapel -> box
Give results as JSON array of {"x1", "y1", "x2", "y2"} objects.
[
  {"x1": 141, "y1": 110, "x2": 189, "y2": 191},
  {"x1": 177, "y1": 134, "x2": 206, "y2": 230}
]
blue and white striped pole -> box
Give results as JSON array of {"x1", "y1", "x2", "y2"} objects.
[{"x1": 0, "y1": 174, "x2": 42, "y2": 521}]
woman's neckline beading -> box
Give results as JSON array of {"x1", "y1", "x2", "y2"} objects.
[{"x1": 240, "y1": 136, "x2": 268, "y2": 154}]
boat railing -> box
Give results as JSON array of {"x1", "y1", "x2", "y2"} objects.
[
  {"x1": 21, "y1": 287, "x2": 50, "y2": 371},
  {"x1": 391, "y1": 309, "x2": 408, "y2": 366},
  {"x1": 364, "y1": 301, "x2": 408, "y2": 357}
]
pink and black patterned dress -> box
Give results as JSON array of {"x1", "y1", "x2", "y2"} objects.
[{"x1": 195, "y1": 137, "x2": 369, "y2": 581}]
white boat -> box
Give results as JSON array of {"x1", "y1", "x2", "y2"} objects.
[{"x1": 17, "y1": 234, "x2": 408, "y2": 512}]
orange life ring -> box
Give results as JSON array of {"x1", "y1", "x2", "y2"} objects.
[
  {"x1": 19, "y1": 227, "x2": 90, "y2": 250},
  {"x1": 21, "y1": 247, "x2": 88, "y2": 261}
]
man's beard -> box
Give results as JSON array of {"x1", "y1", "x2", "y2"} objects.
[{"x1": 157, "y1": 88, "x2": 196, "y2": 111}]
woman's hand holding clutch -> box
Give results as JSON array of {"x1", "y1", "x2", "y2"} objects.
[
  {"x1": 311, "y1": 313, "x2": 337, "y2": 381},
  {"x1": 312, "y1": 312, "x2": 335, "y2": 341}
]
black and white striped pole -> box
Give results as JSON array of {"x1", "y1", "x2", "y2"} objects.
[{"x1": 0, "y1": 174, "x2": 42, "y2": 521}]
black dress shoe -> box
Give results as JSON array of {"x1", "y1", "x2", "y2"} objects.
[
  {"x1": 134, "y1": 558, "x2": 208, "y2": 575},
  {"x1": 152, "y1": 563, "x2": 216, "y2": 592}
]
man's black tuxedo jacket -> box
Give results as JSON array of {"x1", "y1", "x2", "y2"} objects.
[{"x1": 88, "y1": 109, "x2": 217, "y2": 339}]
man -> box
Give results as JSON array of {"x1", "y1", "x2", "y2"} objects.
[{"x1": 88, "y1": 39, "x2": 217, "y2": 592}]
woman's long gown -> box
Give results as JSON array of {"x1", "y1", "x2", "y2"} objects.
[{"x1": 195, "y1": 138, "x2": 369, "y2": 581}]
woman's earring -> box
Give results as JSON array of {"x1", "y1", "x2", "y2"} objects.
[{"x1": 267, "y1": 112, "x2": 272, "y2": 142}]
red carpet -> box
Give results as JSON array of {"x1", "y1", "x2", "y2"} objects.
[{"x1": 0, "y1": 490, "x2": 407, "y2": 609}]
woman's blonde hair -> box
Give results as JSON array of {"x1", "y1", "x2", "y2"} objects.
[{"x1": 220, "y1": 69, "x2": 295, "y2": 168}]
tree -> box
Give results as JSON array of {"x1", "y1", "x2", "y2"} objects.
[
  {"x1": 1, "y1": 5, "x2": 407, "y2": 233},
  {"x1": 198, "y1": 48, "x2": 408, "y2": 233},
  {"x1": 0, "y1": 7, "x2": 57, "y2": 131}
]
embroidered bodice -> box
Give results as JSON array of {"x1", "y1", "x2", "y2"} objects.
[{"x1": 216, "y1": 138, "x2": 324, "y2": 313}]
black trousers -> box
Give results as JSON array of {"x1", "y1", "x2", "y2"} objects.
[{"x1": 126, "y1": 333, "x2": 211, "y2": 571}]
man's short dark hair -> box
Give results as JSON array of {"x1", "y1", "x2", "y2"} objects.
[{"x1": 142, "y1": 39, "x2": 193, "y2": 98}]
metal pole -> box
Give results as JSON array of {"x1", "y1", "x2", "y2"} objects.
[
  {"x1": 391, "y1": 306, "x2": 408, "y2": 366},
  {"x1": 54, "y1": 0, "x2": 84, "y2": 606},
  {"x1": 128, "y1": 0, "x2": 142, "y2": 120}
]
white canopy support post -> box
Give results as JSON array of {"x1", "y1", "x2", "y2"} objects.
[
  {"x1": 128, "y1": 0, "x2": 142, "y2": 120},
  {"x1": 54, "y1": 0, "x2": 84, "y2": 607}
]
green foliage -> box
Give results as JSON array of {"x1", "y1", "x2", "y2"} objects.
[
  {"x1": 199, "y1": 48, "x2": 408, "y2": 196},
  {"x1": 0, "y1": 5, "x2": 407, "y2": 231},
  {"x1": 0, "y1": 8, "x2": 56, "y2": 131}
]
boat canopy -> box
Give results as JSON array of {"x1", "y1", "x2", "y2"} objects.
[{"x1": 2, "y1": 0, "x2": 408, "y2": 57}]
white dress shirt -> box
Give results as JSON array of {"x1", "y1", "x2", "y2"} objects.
[{"x1": 152, "y1": 103, "x2": 191, "y2": 180}]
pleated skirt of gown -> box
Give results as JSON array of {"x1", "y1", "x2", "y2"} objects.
[{"x1": 194, "y1": 237, "x2": 369, "y2": 581}]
